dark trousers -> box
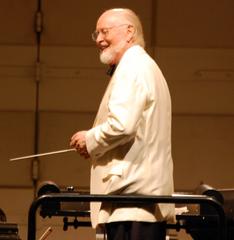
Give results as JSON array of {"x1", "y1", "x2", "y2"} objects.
[{"x1": 105, "y1": 221, "x2": 166, "y2": 240}]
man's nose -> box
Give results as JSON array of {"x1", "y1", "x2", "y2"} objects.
[{"x1": 96, "y1": 32, "x2": 104, "y2": 44}]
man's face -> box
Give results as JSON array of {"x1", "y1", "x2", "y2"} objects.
[{"x1": 95, "y1": 13, "x2": 130, "y2": 65}]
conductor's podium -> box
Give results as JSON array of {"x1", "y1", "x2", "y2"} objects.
[{"x1": 27, "y1": 182, "x2": 234, "y2": 240}]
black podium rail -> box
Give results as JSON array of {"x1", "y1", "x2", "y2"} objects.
[{"x1": 27, "y1": 193, "x2": 226, "y2": 240}]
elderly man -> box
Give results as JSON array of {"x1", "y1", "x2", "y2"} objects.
[{"x1": 70, "y1": 8, "x2": 174, "y2": 240}]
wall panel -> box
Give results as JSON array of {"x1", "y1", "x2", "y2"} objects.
[
  {"x1": 38, "y1": 112, "x2": 95, "y2": 187},
  {"x1": 156, "y1": 0, "x2": 234, "y2": 47},
  {"x1": 0, "y1": 112, "x2": 34, "y2": 186},
  {"x1": 0, "y1": 46, "x2": 36, "y2": 110},
  {"x1": 155, "y1": 48, "x2": 234, "y2": 114},
  {"x1": 41, "y1": 0, "x2": 153, "y2": 46},
  {"x1": 172, "y1": 115, "x2": 234, "y2": 190},
  {"x1": 39, "y1": 46, "x2": 108, "y2": 112},
  {"x1": 0, "y1": 0, "x2": 36, "y2": 45}
]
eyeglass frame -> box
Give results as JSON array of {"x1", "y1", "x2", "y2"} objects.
[{"x1": 91, "y1": 24, "x2": 133, "y2": 41}]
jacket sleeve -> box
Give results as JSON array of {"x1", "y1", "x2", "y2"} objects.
[{"x1": 86, "y1": 65, "x2": 150, "y2": 159}]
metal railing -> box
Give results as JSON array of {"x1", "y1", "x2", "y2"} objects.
[{"x1": 27, "y1": 193, "x2": 227, "y2": 240}]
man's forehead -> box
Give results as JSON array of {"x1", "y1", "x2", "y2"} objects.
[{"x1": 96, "y1": 11, "x2": 124, "y2": 28}]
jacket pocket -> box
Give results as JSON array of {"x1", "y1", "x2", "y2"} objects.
[{"x1": 102, "y1": 161, "x2": 124, "y2": 181}]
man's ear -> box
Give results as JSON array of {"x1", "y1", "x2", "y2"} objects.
[{"x1": 127, "y1": 25, "x2": 135, "y2": 42}]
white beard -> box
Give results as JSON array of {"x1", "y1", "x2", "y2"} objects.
[
  {"x1": 100, "y1": 49, "x2": 114, "y2": 64},
  {"x1": 99, "y1": 40, "x2": 126, "y2": 65}
]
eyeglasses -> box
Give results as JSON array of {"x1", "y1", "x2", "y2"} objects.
[{"x1": 91, "y1": 24, "x2": 131, "y2": 41}]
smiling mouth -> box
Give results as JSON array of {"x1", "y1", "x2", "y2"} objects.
[{"x1": 99, "y1": 45, "x2": 109, "y2": 52}]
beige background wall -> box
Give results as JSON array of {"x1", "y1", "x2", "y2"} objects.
[{"x1": 0, "y1": 0, "x2": 233, "y2": 239}]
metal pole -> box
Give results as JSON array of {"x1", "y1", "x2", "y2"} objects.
[{"x1": 27, "y1": 194, "x2": 226, "y2": 240}]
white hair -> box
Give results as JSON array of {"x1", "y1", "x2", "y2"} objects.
[{"x1": 103, "y1": 8, "x2": 145, "y2": 48}]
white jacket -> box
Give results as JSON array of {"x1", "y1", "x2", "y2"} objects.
[{"x1": 86, "y1": 45, "x2": 175, "y2": 228}]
